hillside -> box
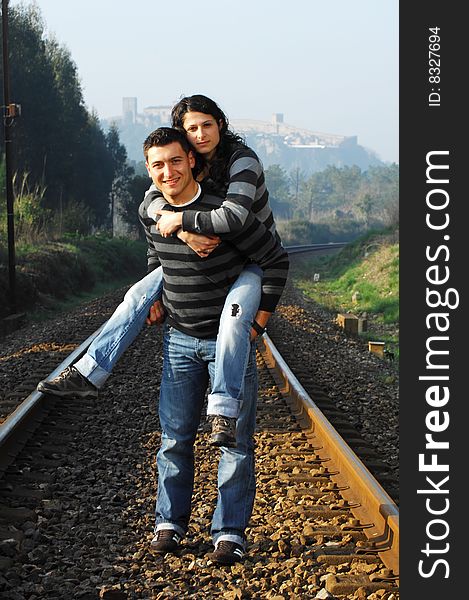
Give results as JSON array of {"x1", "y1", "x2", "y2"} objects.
[
  {"x1": 290, "y1": 228, "x2": 399, "y2": 353},
  {"x1": 0, "y1": 237, "x2": 147, "y2": 322}
]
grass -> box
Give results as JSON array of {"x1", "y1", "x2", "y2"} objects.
[
  {"x1": 0, "y1": 235, "x2": 148, "y2": 320},
  {"x1": 28, "y1": 274, "x2": 142, "y2": 323},
  {"x1": 291, "y1": 228, "x2": 399, "y2": 358}
]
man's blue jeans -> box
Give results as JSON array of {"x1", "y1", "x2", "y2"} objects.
[
  {"x1": 74, "y1": 265, "x2": 262, "y2": 421},
  {"x1": 155, "y1": 325, "x2": 257, "y2": 548}
]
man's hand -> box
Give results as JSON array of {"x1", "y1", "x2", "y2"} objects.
[
  {"x1": 146, "y1": 300, "x2": 166, "y2": 326},
  {"x1": 155, "y1": 210, "x2": 183, "y2": 237},
  {"x1": 177, "y1": 230, "x2": 221, "y2": 258}
]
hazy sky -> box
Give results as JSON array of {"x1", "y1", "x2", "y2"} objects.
[{"x1": 12, "y1": 0, "x2": 398, "y2": 163}]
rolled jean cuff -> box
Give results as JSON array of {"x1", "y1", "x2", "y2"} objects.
[
  {"x1": 206, "y1": 394, "x2": 242, "y2": 419},
  {"x1": 74, "y1": 354, "x2": 110, "y2": 389},
  {"x1": 155, "y1": 522, "x2": 186, "y2": 538},
  {"x1": 213, "y1": 533, "x2": 246, "y2": 549}
]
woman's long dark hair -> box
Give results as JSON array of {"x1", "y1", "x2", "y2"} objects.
[{"x1": 171, "y1": 94, "x2": 247, "y2": 192}]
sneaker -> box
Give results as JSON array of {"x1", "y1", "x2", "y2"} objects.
[
  {"x1": 37, "y1": 366, "x2": 98, "y2": 398},
  {"x1": 209, "y1": 415, "x2": 237, "y2": 448},
  {"x1": 151, "y1": 529, "x2": 182, "y2": 554},
  {"x1": 207, "y1": 540, "x2": 244, "y2": 565}
]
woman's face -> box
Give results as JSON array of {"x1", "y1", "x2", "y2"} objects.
[{"x1": 182, "y1": 111, "x2": 221, "y2": 160}]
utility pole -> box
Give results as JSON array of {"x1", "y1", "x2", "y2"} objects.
[{"x1": 2, "y1": 0, "x2": 20, "y2": 314}]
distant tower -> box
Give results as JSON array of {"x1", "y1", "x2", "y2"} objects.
[
  {"x1": 122, "y1": 97, "x2": 137, "y2": 123},
  {"x1": 271, "y1": 113, "x2": 284, "y2": 133}
]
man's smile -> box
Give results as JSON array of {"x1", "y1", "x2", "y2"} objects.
[{"x1": 163, "y1": 177, "x2": 181, "y2": 186}]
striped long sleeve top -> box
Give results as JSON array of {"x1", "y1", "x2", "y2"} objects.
[
  {"x1": 144, "y1": 144, "x2": 280, "y2": 240},
  {"x1": 138, "y1": 187, "x2": 289, "y2": 339}
]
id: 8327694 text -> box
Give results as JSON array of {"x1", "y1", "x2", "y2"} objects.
[{"x1": 428, "y1": 26, "x2": 441, "y2": 107}]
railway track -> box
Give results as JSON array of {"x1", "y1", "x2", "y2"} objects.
[{"x1": 0, "y1": 313, "x2": 399, "y2": 599}]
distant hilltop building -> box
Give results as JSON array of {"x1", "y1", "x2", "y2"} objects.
[
  {"x1": 120, "y1": 97, "x2": 172, "y2": 128},
  {"x1": 232, "y1": 113, "x2": 351, "y2": 148},
  {"x1": 103, "y1": 100, "x2": 382, "y2": 172},
  {"x1": 142, "y1": 105, "x2": 172, "y2": 124},
  {"x1": 232, "y1": 113, "x2": 378, "y2": 173}
]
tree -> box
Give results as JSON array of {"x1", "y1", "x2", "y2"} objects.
[
  {"x1": 356, "y1": 193, "x2": 374, "y2": 228},
  {"x1": 1, "y1": 3, "x2": 130, "y2": 232},
  {"x1": 264, "y1": 164, "x2": 292, "y2": 219},
  {"x1": 106, "y1": 124, "x2": 136, "y2": 234},
  {"x1": 2, "y1": 5, "x2": 62, "y2": 188},
  {"x1": 120, "y1": 174, "x2": 151, "y2": 238}
]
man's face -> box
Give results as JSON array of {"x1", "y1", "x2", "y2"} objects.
[
  {"x1": 145, "y1": 142, "x2": 196, "y2": 202},
  {"x1": 182, "y1": 111, "x2": 221, "y2": 160}
]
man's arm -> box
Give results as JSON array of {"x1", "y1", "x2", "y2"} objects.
[{"x1": 138, "y1": 195, "x2": 162, "y2": 273}]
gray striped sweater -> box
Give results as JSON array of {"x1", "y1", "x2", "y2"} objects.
[
  {"x1": 138, "y1": 188, "x2": 289, "y2": 339},
  {"x1": 144, "y1": 145, "x2": 279, "y2": 240}
]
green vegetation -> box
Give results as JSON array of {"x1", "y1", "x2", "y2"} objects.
[
  {"x1": 278, "y1": 218, "x2": 365, "y2": 246},
  {"x1": 0, "y1": 236, "x2": 147, "y2": 319},
  {"x1": 268, "y1": 163, "x2": 399, "y2": 244},
  {"x1": 291, "y1": 228, "x2": 399, "y2": 355},
  {"x1": 0, "y1": 4, "x2": 145, "y2": 237}
]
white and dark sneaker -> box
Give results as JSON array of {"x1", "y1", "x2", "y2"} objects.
[
  {"x1": 207, "y1": 540, "x2": 245, "y2": 565},
  {"x1": 37, "y1": 366, "x2": 98, "y2": 398},
  {"x1": 209, "y1": 415, "x2": 237, "y2": 448},
  {"x1": 151, "y1": 529, "x2": 182, "y2": 554}
]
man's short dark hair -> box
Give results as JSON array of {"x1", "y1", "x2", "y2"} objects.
[{"x1": 143, "y1": 127, "x2": 192, "y2": 159}]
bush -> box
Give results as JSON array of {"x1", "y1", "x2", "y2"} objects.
[
  {"x1": 52, "y1": 201, "x2": 96, "y2": 237},
  {"x1": 0, "y1": 237, "x2": 147, "y2": 318},
  {"x1": 277, "y1": 219, "x2": 366, "y2": 245}
]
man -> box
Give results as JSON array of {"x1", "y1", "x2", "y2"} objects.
[{"x1": 139, "y1": 127, "x2": 289, "y2": 564}]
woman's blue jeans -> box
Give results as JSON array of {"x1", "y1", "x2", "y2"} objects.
[
  {"x1": 155, "y1": 325, "x2": 257, "y2": 547},
  {"x1": 74, "y1": 267, "x2": 164, "y2": 388},
  {"x1": 74, "y1": 265, "x2": 262, "y2": 420},
  {"x1": 207, "y1": 264, "x2": 262, "y2": 418}
]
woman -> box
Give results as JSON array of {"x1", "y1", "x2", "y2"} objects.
[
  {"x1": 38, "y1": 94, "x2": 287, "y2": 449},
  {"x1": 145, "y1": 95, "x2": 286, "y2": 445}
]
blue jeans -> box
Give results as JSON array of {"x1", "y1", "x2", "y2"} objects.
[
  {"x1": 207, "y1": 264, "x2": 262, "y2": 418},
  {"x1": 155, "y1": 325, "x2": 257, "y2": 548},
  {"x1": 74, "y1": 265, "x2": 262, "y2": 421},
  {"x1": 74, "y1": 267, "x2": 164, "y2": 388}
]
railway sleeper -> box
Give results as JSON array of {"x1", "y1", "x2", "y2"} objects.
[
  {"x1": 0, "y1": 505, "x2": 37, "y2": 524},
  {"x1": 278, "y1": 458, "x2": 332, "y2": 468},
  {"x1": 324, "y1": 573, "x2": 398, "y2": 596},
  {"x1": 316, "y1": 553, "x2": 383, "y2": 566},
  {"x1": 6, "y1": 470, "x2": 55, "y2": 483},
  {"x1": 0, "y1": 485, "x2": 48, "y2": 500},
  {"x1": 301, "y1": 530, "x2": 368, "y2": 543},
  {"x1": 269, "y1": 447, "x2": 322, "y2": 456},
  {"x1": 295, "y1": 507, "x2": 353, "y2": 518}
]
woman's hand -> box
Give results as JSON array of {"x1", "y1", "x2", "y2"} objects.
[
  {"x1": 177, "y1": 230, "x2": 221, "y2": 258},
  {"x1": 155, "y1": 210, "x2": 183, "y2": 236}
]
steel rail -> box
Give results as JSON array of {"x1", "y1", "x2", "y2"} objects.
[
  {"x1": 286, "y1": 242, "x2": 347, "y2": 254},
  {"x1": 4, "y1": 241, "x2": 402, "y2": 573},
  {"x1": 0, "y1": 324, "x2": 105, "y2": 477},
  {"x1": 257, "y1": 332, "x2": 399, "y2": 576},
  {"x1": 1, "y1": 323, "x2": 399, "y2": 576}
]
